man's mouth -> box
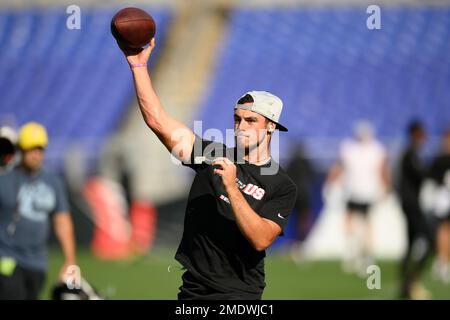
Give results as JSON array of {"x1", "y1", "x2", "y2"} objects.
[{"x1": 236, "y1": 132, "x2": 250, "y2": 138}]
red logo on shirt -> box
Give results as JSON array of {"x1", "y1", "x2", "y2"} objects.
[{"x1": 242, "y1": 183, "x2": 265, "y2": 200}]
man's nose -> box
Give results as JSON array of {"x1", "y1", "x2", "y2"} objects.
[{"x1": 236, "y1": 120, "x2": 248, "y2": 131}]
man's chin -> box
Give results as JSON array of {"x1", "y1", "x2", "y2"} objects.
[
  {"x1": 234, "y1": 140, "x2": 248, "y2": 155},
  {"x1": 24, "y1": 163, "x2": 42, "y2": 172}
]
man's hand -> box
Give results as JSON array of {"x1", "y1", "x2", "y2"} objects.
[
  {"x1": 58, "y1": 262, "x2": 78, "y2": 283},
  {"x1": 212, "y1": 157, "x2": 237, "y2": 192},
  {"x1": 213, "y1": 157, "x2": 283, "y2": 251},
  {"x1": 117, "y1": 38, "x2": 156, "y2": 66}
]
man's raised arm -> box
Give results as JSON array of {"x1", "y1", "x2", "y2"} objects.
[{"x1": 118, "y1": 38, "x2": 195, "y2": 163}]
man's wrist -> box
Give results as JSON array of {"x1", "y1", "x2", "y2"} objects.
[
  {"x1": 130, "y1": 63, "x2": 147, "y2": 69},
  {"x1": 226, "y1": 184, "x2": 240, "y2": 197},
  {"x1": 63, "y1": 258, "x2": 76, "y2": 266}
]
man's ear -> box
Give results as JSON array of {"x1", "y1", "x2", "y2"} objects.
[{"x1": 268, "y1": 123, "x2": 275, "y2": 133}]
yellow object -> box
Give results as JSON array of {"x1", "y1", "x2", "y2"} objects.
[
  {"x1": 0, "y1": 257, "x2": 17, "y2": 276},
  {"x1": 18, "y1": 122, "x2": 48, "y2": 150}
]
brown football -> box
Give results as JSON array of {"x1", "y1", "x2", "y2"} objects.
[{"x1": 111, "y1": 7, "x2": 156, "y2": 48}]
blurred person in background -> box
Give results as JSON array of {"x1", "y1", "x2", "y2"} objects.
[
  {"x1": 286, "y1": 143, "x2": 316, "y2": 262},
  {"x1": 426, "y1": 128, "x2": 450, "y2": 284},
  {"x1": 326, "y1": 121, "x2": 389, "y2": 276},
  {"x1": 0, "y1": 122, "x2": 77, "y2": 299},
  {"x1": 397, "y1": 120, "x2": 432, "y2": 299},
  {"x1": 0, "y1": 126, "x2": 18, "y2": 173}
]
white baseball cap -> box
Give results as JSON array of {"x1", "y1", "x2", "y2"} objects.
[
  {"x1": 0, "y1": 126, "x2": 17, "y2": 144},
  {"x1": 235, "y1": 91, "x2": 288, "y2": 132}
]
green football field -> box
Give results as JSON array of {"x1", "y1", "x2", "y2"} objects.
[{"x1": 41, "y1": 247, "x2": 450, "y2": 300}]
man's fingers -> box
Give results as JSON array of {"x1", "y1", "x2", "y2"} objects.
[
  {"x1": 144, "y1": 46, "x2": 153, "y2": 58},
  {"x1": 212, "y1": 163, "x2": 225, "y2": 170},
  {"x1": 143, "y1": 38, "x2": 156, "y2": 56},
  {"x1": 116, "y1": 40, "x2": 144, "y2": 56},
  {"x1": 216, "y1": 157, "x2": 233, "y2": 165},
  {"x1": 213, "y1": 158, "x2": 235, "y2": 178},
  {"x1": 212, "y1": 157, "x2": 232, "y2": 166},
  {"x1": 212, "y1": 159, "x2": 225, "y2": 167},
  {"x1": 213, "y1": 168, "x2": 224, "y2": 176}
]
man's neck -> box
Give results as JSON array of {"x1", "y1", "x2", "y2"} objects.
[
  {"x1": 244, "y1": 144, "x2": 271, "y2": 166},
  {"x1": 19, "y1": 164, "x2": 39, "y2": 176}
]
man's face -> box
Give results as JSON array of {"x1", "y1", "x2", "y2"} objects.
[
  {"x1": 412, "y1": 128, "x2": 426, "y2": 146},
  {"x1": 234, "y1": 107, "x2": 271, "y2": 153},
  {"x1": 22, "y1": 147, "x2": 44, "y2": 172}
]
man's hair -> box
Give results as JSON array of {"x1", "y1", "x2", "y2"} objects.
[
  {"x1": 236, "y1": 94, "x2": 274, "y2": 129},
  {"x1": 237, "y1": 94, "x2": 254, "y2": 105}
]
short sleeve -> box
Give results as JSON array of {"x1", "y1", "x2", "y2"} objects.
[
  {"x1": 51, "y1": 175, "x2": 69, "y2": 215},
  {"x1": 182, "y1": 134, "x2": 228, "y2": 171},
  {"x1": 259, "y1": 183, "x2": 297, "y2": 233}
]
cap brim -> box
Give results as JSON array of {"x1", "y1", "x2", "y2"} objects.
[
  {"x1": 275, "y1": 122, "x2": 288, "y2": 132},
  {"x1": 235, "y1": 105, "x2": 288, "y2": 132}
]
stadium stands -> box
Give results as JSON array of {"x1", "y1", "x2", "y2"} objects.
[
  {"x1": 0, "y1": 7, "x2": 171, "y2": 170},
  {"x1": 197, "y1": 6, "x2": 450, "y2": 162}
]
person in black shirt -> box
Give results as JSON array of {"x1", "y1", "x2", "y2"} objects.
[
  {"x1": 397, "y1": 120, "x2": 432, "y2": 299},
  {"x1": 285, "y1": 143, "x2": 315, "y2": 262},
  {"x1": 117, "y1": 39, "x2": 297, "y2": 299}
]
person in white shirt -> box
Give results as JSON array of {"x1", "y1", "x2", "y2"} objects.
[
  {"x1": 424, "y1": 129, "x2": 450, "y2": 284},
  {"x1": 326, "y1": 121, "x2": 390, "y2": 276}
]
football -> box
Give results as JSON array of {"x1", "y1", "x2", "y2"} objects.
[{"x1": 111, "y1": 7, "x2": 156, "y2": 49}]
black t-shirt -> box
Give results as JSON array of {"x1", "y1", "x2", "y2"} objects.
[
  {"x1": 399, "y1": 145, "x2": 426, "y2": 202},
  {"x1": 175, "y1": 135, "x2": 297, "y2": 298},
  {"x1": 429, "y1": 153, "x2": 450, "y2": 186}
]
